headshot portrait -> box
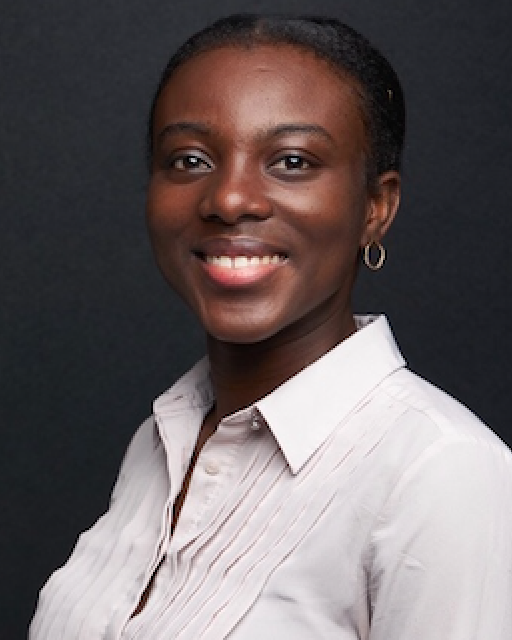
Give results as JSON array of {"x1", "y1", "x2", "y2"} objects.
[{"x1": 1, "y1": 1, "x2": 511, "y2": 638}]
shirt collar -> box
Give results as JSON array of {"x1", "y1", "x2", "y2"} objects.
[
  {"x1": 153, "y1": 356, "x2": 213, "y2": 418},
  {"x1": 254, "y1": 315, "x2": 405, "y2": 473},
  {"x1": 154, "y1": 315, "x2": 405, "y2": 475}
]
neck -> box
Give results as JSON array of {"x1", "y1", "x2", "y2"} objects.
[{"x1": 206, "y1": 306, "x2": 356, "y2": 421}]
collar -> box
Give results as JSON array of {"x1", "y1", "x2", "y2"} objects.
[
  {"x1": 254, "y1": 315, "x2": 405, "y2": 473},
  {"x1": 153, "y1": 315, "x2": 405, "y2": 475}
]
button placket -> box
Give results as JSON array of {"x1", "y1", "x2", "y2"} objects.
[
  {"x1": 250, "y1": 409, "x2": 263, "y2": 431},
  {"x1": 203, "y1": 460, "x2": 221, "y2": 476}
]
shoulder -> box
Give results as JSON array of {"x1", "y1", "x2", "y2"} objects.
[
  {"x1": 378, "y1": 367, "x2": 509, "y2": 451},
  {"x1": 109, "y1": 415, "x2": 164, "y2": 504},
  {"x1": 370, "y1": 366, "x2": 512, "y2": 529},
  {"x1": 119, "y1": 415, "x2": 161, "y2": 470},
  {"x1": 366, "y1": 369, "x2": 512, "y2": 637},
  {"x1": 359, "y1": 367, "x2": 512, "y2": 529}
]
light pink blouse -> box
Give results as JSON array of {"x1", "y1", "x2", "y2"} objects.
[{"x1": 30, "y1": 316, "x2": 512, "y2": 639}]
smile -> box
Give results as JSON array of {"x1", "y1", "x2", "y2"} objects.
[
  {"x1": 205, "y1": 255, "x2": 285, "y2": 268},
  {"x1": 194, "y1": 251, "x2": 287, "y2": 289},
  {"x1": 192, "y1": 237, "x2": 289, "y2": 288}
]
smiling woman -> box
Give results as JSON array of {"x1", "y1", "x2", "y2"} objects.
[
  {"x1": 29, "y1": 13, "x2": 512, "y2": 640},
  {"x1": 146, "y1": 43, "x2": 393, "y2": 348}
]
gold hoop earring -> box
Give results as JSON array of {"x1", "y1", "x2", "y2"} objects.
[{"x1": 363, "y1": 241, "x2": 386, "y2": 270}]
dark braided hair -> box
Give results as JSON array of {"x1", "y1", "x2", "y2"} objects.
[{"x1": 147, "y1": 14, "x2": 406, "y2": 188}]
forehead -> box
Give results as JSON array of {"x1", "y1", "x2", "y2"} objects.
[{"x1": 153, "y1": 44, "x2": 366, "y2": 147}]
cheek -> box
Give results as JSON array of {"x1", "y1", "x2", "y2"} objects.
[
  {"x1": 145, "y1": 183, "x2": 194, "y2": 293},
  {"x1": 286, "y1": 181, "x2": 368, "y2": 254},
  {"x1": 145, "y1": 181, "x2": 196, "y2": 260}
]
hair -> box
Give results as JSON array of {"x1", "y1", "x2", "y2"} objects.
[{"x1": 147, "y1": 14, "x2": 406, "y2": 187}]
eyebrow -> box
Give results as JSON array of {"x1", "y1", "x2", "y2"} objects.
[
  {"x1": 156, "y1": 121, "x2": 212, "y2": 143},
  {"x1": 156, "y1": 121, "x2": 335, "y2": 146},
  {"x1": 261, "y1": 123, "x2": 335, "y2": 145}
]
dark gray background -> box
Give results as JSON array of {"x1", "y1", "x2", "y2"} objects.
[{"x1": 1, "y1": 0, "x2": 511, "y2": 636}]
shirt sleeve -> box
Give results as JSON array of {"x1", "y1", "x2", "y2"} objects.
[{"x1": 367, "y1": 438, "x2": 512, "y2": 639}]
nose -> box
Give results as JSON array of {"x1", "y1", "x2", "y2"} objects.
[{"x1": 198, "y1": 158, "x2": 272, "y2": 224}]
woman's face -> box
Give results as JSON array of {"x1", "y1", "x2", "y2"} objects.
[{"x1": 147, "y1": 44, "x2": 398, "y2": 344}]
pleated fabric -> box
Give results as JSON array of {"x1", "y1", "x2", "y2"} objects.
[{"x1": 29, "y1": 316, "x2": 512, "y2": 640}]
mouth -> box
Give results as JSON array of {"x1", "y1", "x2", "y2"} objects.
[
  {"x1": 192, "y1": 238, "x2": 288, "y2": 288},
  {"x1": 201, "y1": 254, "x2": 286, "y2": 269}
]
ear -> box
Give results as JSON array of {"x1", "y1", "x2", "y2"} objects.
[{"x1": 360, "y1": 171, "x2": 401, "y2": 248}]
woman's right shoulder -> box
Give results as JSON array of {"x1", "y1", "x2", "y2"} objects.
[
  {"x1": 124, "y1": 414, "x2": 161, "y2": 457},
  {"x1": 109, "y1": 415, "x2": 164, "y2": 504}
]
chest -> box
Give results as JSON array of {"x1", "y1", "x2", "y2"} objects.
[{"x1": 31, "y1": 401, "x2": 405, "y2": 640}]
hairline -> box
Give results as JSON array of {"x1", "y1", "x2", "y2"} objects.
[{"x1": 148, "y1": 40, "x2": 376, "y2": 185}]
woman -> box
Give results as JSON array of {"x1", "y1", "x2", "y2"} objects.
[{"x1": 30, "y1": 14, "x2": 512, "y2": 639}]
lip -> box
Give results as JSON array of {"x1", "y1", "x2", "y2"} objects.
[
  {"x1": 192, "y1": 236, "x2": 288, "y2": 289},
  {"x1": 193, "y1": 236, "x2": 288, "y2": 259}
]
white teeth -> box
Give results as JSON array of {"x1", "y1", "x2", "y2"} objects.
[
  {"x1": 233, "y1": 256, "x2": 249, "y2": 268},
  {"x1": 205, "y1": 255, "x2": 283, "y2": 268}
]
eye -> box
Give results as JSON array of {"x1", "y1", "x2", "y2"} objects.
[
  {"x1": 270, "y1": 155, "x2": 312, "y2": 171},
  {"x1": 168, "y1": 152, "x2": 213, "y2": 172}
]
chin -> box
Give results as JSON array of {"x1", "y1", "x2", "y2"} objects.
[
  {"x1": 194, "y1": 296, "x2": 289, "y2": 345},
  {"x1": 205, "y1": 323, "x2": 277, "y2": 346},
  {"x1": 200, "y1": 311, "x2": 285, "y2": 346}
]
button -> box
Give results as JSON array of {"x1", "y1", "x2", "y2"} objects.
[
  {"x1": 250, "y1": 411, "x2": 263, "y2": 430},
  {"x1": 203, "y1": 460, "x2": 220, "y2": 475}
]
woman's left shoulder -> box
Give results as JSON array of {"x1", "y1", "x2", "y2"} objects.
[
  {"x1": 367, "y1": 369, "x2": 512, "y2": 639},
  {"x1": 379, "y1": 367, "x2": 510, "y2": 454}
]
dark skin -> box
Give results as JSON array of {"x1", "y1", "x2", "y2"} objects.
[{"x1": 133, "y1": 44, "x2": 400, "y2": 616}]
